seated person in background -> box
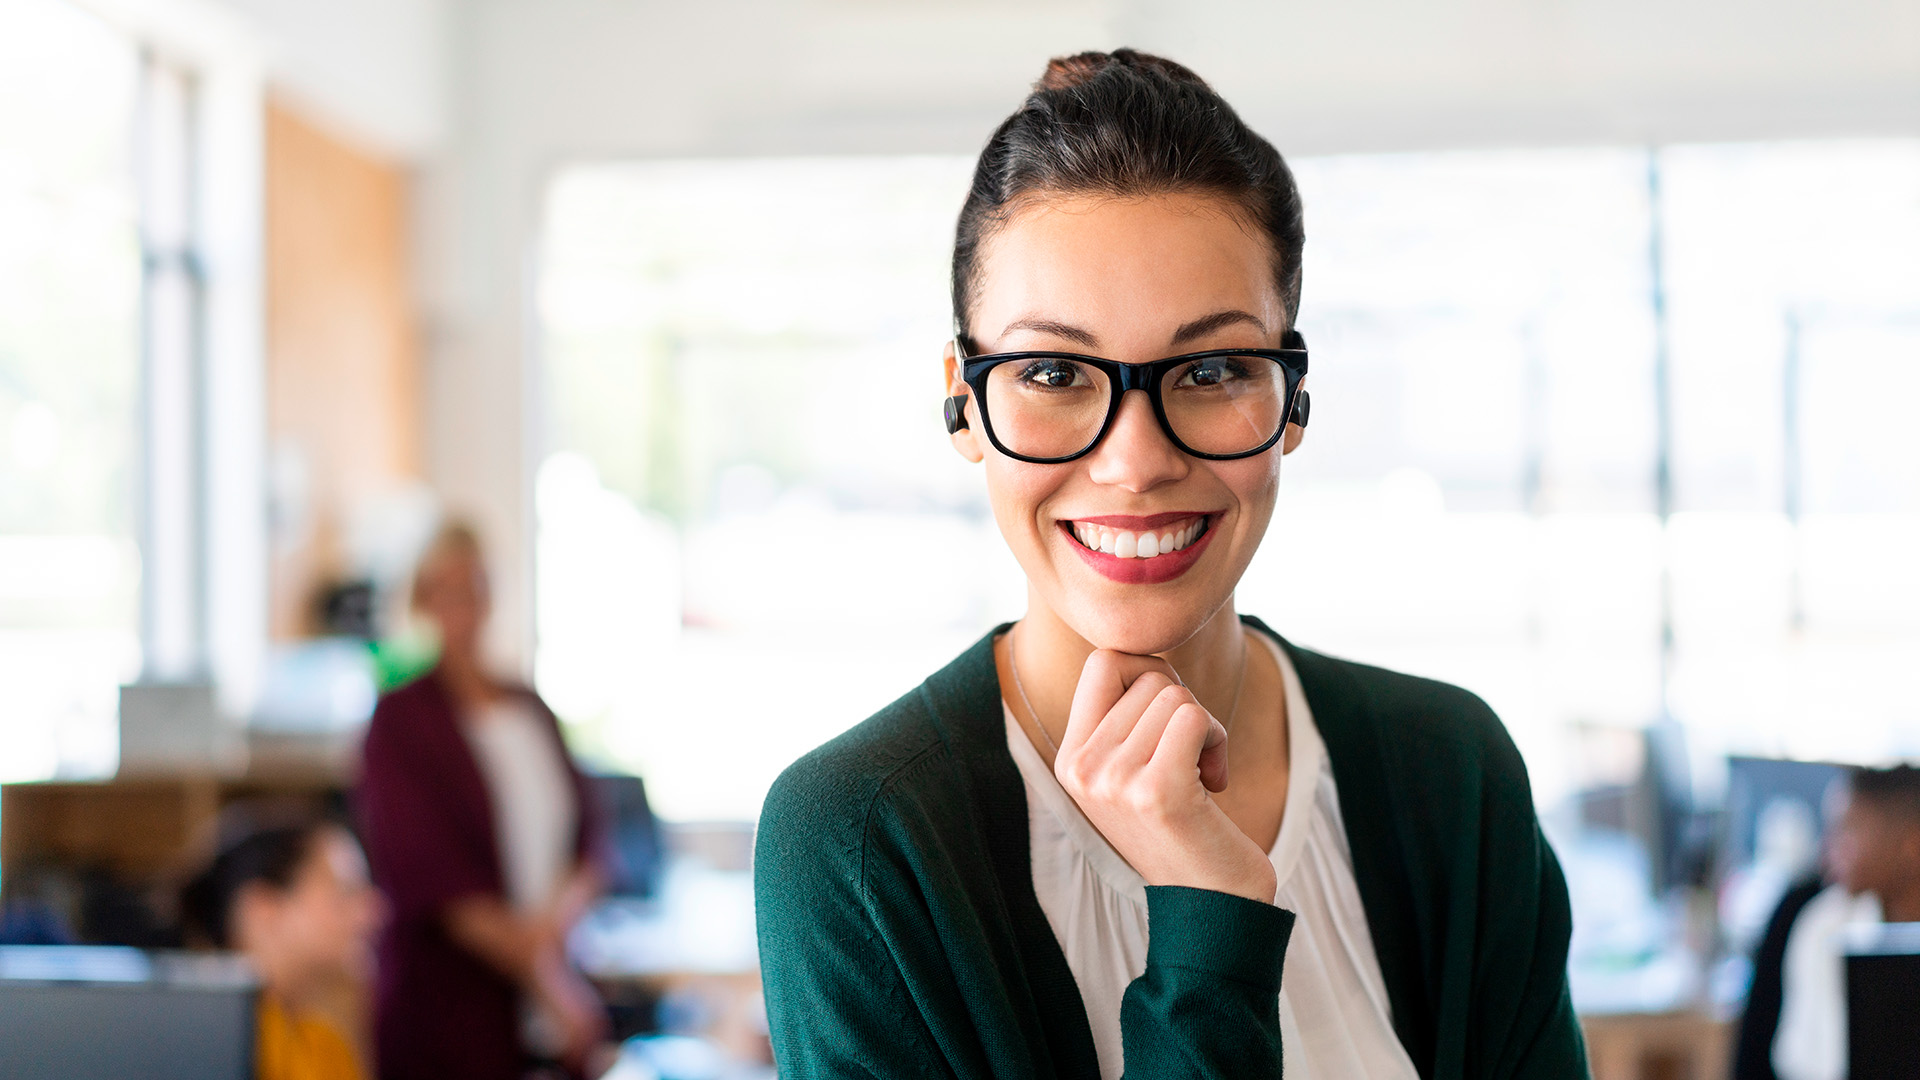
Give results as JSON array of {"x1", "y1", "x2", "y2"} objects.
[
  {"x1": 357, "y1": 521, "x2": 610, "y2": 1080},
  {"x1": 181, "y1": 820, "x2": 380, "y2": 1080},
  {"x1": 1732, "y1": 764, "x2": 1920, "y2": 1080}
]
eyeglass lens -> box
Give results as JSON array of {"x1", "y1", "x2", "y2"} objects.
[{"x1": 982, "y1": 354, "x2": 1290, "y2": 459}]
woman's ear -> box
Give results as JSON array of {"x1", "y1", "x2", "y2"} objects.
[
  {"x1": 230, "y1": 881, "x2": 281, "y2": 951},
  {"x1": 944, "y1": 342, "x2": 985, "y2": 464}
]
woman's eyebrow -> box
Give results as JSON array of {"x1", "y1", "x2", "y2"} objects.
[
  {"x1": 997, "y1": 310, "x2": 1267, "y2": 351},
  {"x1": 999, "y1": 317, "x2": 1100, "y2": 348},
  {"x1": 1170, "y1": 309, "x2": 1268, "y2": 346}
]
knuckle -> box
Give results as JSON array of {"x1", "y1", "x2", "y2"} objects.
[
  {"x1": 1122, "y1": 783, "x2": 1160, "y2": 815},
  {"x1": 1170, "y1": 700, "x2": 1207, "y2": 726},
  {"x1": 1057, "y1": 757, "x2": 1090, "y2": 789},
  {"x1": 1134, "y1": 672, "x2": 1174, "y2": 697},
  {"x1": 1154, "y1": 683, "x2": 1196, "y2": 710}
]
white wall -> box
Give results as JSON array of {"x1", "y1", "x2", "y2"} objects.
[{"x1": 418, "y1": 0, "x2": 1919, "y2": 673}]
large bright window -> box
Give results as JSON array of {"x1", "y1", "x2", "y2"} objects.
[
  {"x1": 1660, "y1": 141, "x2": 1920, "y2": 768},
  {"x1": 0, "y1": 0, "x2": 143, "y2": 781},
  {"x1": 535, "y1": 142, "x2": 1920, "y2": 828},
  {"x1": 535, "y1": 158, "x2": 1006, "y2": 822}
]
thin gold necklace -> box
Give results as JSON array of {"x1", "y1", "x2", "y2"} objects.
[{"x1": 1009, "y1": 623, "x2": 1250, "y2": 757}]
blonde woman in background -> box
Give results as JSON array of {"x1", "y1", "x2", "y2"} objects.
[{"x1": 357, "y1": 523, "x2": 610, "y2": 1080}]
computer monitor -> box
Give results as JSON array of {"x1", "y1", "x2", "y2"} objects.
[
  {"x1": 0, "y1": 946, "x2": 257, "y2": 1080},
  {"x1": 593, "y1": 773, "x2": 664, "y2": 898},
  {"x1": 1847, "y1": 923, "x2": 1920, "y2": 1080},
  {"x1": 1720, "y1": 755, "x2": 1848, "y2": 878}
]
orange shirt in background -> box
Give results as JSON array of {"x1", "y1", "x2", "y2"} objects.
[{"x1": 256, "y1": 995, "x2": 365, "y2": 1080}]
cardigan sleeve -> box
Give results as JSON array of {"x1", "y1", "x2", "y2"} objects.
[
  {"x1": 755, "y1": 760, "x2": 956, "y2": 1080},
  {"x1": 1485, "y1": 820, "x2": 1588, "y2": 1078},
  {"x1": 356, "y1": 697, "x2": 496, "y2": 921},
  {"x1": 1463, "y1": 698, "x2": 1591, "y2": 1080},
  {"x1": 1119, "y1": 886, "x2": 1295, "y2": 1079},
  {"x1": 758, "y1": 756, "x2": 1300, "y2": 1080}
]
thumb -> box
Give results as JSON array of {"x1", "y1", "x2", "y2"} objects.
[{"x1": 1197, "y1": 715, "x2": 1230, "y2": 792}]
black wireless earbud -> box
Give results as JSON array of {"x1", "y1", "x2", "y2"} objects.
[
  {"x1": 1282, "y1": 329, "x2": 1309, "y2": 429},
  {"x1": 944, "y1": 395, "x2": 970, "y2": 433}
]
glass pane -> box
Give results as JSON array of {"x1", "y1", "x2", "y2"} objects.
[
  {"x1": 1159, "y1": 354, "x2": 1288, "y2": 456},
  {"x1": 0, "y1": 0, "x2": 142, "y2": 781},
  {"x1": 983, "y1": 357, "x2": 1110, "y2": 459}
]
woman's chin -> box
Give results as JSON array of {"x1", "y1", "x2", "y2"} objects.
[{"x1": 1065, "y1": 603, "x2": 1214, "y2": 658}]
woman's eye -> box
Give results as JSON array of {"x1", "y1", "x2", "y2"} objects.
[
  {"x1": 1019, "y1": 360, "x2": 1089, "y2": 389},
  {"x1": 1177, "y1": 358, "x2": 1249, "y2": 388}
]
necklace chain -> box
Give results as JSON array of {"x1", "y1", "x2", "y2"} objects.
[{"x1": 1009, "y1": 623, "x2": 1250, "y2": 758}]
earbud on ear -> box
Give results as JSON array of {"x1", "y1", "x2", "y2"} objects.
[
  {"x1": 944, "y1": 395, "x2": 970, "y2": 434},
  {"x1": 1289, "y1": 390, "x2": 1310, "y2": 429}
]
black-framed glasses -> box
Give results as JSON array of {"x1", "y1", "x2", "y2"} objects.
[{"x1": 945, "y1": 330, "x2": 1310, "y2": 464}]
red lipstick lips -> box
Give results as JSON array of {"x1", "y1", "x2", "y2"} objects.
[{"x1": 1059, "y1": 514, "x2": 1216, "y2": 585}]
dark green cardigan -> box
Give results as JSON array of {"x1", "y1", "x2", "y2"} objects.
[{"x1": 755, "y1": 617, "x2": 1588, "y2": 1079}]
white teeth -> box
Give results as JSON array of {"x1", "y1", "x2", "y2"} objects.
[{"x1": 1068, "y1": 518, "x2": 1207, "y2": 559}]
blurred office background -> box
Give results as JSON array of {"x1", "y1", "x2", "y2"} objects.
[{"x1": 2, "y1": 0, "x2": 1917, "y2": 1076}]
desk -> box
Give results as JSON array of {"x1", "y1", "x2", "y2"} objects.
[
  {"x1": 0, "y1": 773, "x2": 364, "y2": 1061},
  {"x1": 1, "y1": 771, "x2": 347, "y2": 892},
  {"x1": 1582, "y1": 1012, "x2": 1733, "y2": 1080},
  {"x1": 572, "y1": 863, "x2": 769, "y2": 1066}
]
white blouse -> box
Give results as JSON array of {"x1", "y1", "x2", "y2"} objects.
[
  {"x1": 1005, "y1": 634, "x2": 1419, "y2": 1080},
  {"x1": 1773, "y1": 883, "x2": 1882, "y2": 1080},
  {"x1": 463, "y1": 697, "x2": 577, "y2": 912},
  {"x1": 463, "y1": 697, "x2": 580, "y2": 1054}
]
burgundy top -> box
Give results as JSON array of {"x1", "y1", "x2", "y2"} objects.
[{"x1": 356, "y1": 668, "x2": 603, "y2": 1080}]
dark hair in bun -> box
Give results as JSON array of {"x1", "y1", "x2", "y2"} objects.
[
  {"x1": 180, "y1": 822, "x2": 328, "y2": 948},
  {"x1": 952, "y1": 48, "x2": 1305, "y2": 339}
]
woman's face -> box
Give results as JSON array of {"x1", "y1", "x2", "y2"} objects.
[
  {"x1": 1830, "y1": 794, "x2": 1920, "y2": 899},
  {"x1": 416, "y1": 548, "x2": 490, "y2": 657},
  {"x1": 948, "y1": 192, "x2": 1300, "y2": 655},
  {"x1": 237, "y1": 828, "x2": 381, "y2": 987}
]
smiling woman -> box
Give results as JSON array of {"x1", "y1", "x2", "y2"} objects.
[{"x1": 754, "y1": 49, "x2": 1590, "y2": 1080}]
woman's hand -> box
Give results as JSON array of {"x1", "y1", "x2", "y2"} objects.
[
  {"x1": 530, "y1": 950, "x2": 610, "y2": 1069},
  {"x1": 1054, "y1": 650, "x2": 1277, "y2": 904},
  {"x1": 445, "y1": 895, "x2": 610, "y2": 1067}
]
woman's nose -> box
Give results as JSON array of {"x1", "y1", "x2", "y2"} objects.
[{"x1": 1084, "y1": 390, "x2": 1189, "y2": 492}]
